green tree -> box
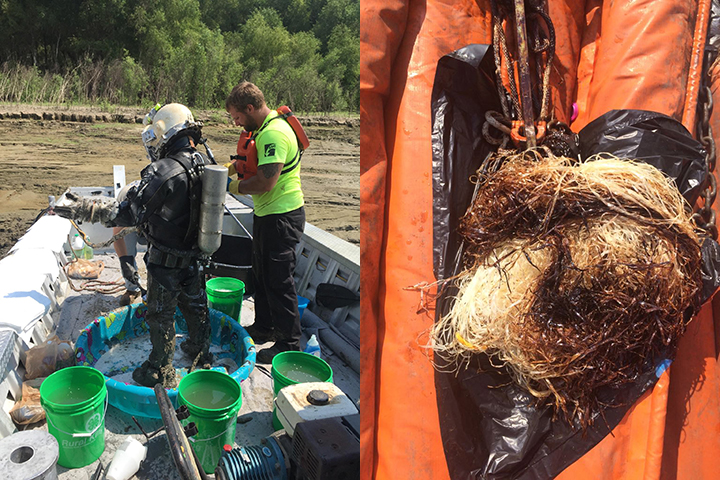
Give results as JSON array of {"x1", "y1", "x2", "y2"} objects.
[
  {"x1": 76, "y1": 0, "x2": 137, "y2": 61},
  {"x1": 0, "y1": 0, "x2": 360, "y2": 112},
  {"x1": 320, "y1": 24, "x2": 358, "y2": 109},
  {"x1": 130, "y1": 0, "x2": 204, "y2": 68},
  {"x1": 284, "y1": 0, "x2": 312, "y2": 33},
  {"x1": 199, "y1": 0, "x2": 242, "y2": 32},
  {"x1": 106, "y1": 54, "x2": 148, "y2": 104},
  {"x1": 239, "y1": 9, "x2": 292, "y2": 75},
  {"x1": 313, "y1": 0, "x2": 359, "y2": 51},
  {"x1": 254, "y1": 30, "x2": 323, "y2": 110}
]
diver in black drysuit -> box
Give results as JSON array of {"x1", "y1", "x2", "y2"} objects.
[
  {"x1": 115, "y1": 135, "x2": 211, "y2": 387},
  {"x1": 56, "y1": 105, "x2": 212, "y2": 388}
]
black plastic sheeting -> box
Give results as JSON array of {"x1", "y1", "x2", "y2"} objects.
[
  {"x1": 578, "y1": 109, "x2": 720, "y2": 302},
  {"x1": 578, "y1": 109, "x2": 707, "y2": 205},
  {"x1": 431, "y1": 46, "x2": 720, "y2": 479},
  {"x1": 431, "y1": 43, "x2": 500, "y2": 280}
]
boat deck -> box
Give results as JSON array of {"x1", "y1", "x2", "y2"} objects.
[{"x1": 0, "y1": 217, "x2": 359, "y2": 479}]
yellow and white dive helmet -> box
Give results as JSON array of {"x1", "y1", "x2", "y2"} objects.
[{"x1": 141, "y1": 103, "x2": 201, "y2": 161}]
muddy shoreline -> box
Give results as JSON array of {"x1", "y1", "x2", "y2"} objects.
[{"x1": 0, "y1": 104, "x2": 359, "y2": 257}]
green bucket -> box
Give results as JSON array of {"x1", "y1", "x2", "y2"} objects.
[
  {"x1": 178, "y1": 369, "x2": 242, "y2": 474},
  {"x1": 206, "y1": 277, "x2": 245, "y2": 321},
  {"x1": 39, "y1": 366, "x2": 108, "y2": 468},
  {"x1": 271, "y1": 351, "x2": 333, "y2": 431}
]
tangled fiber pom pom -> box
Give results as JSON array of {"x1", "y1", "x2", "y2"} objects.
[{"x1": 431, "y1": 151, "x2": 703, "y2": 427}]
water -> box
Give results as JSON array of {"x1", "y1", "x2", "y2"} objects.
[
  {"x1": 93, "y1": 334, "x2": 237, "y2": 385},
  {"x1": 182, "y1": 383, "x2": 237, "y2": 409},
  {"x1": 277, "y1": 362, "x2": 328, "y2": 383},
  {"x1": 53, "y1": 386, "x2": 95, "y2": 405}
]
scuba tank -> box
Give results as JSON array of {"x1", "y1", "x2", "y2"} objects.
[
  {"x1": 198, "y1": 164, "x2": 228, "y2": 255},
  {"x1": 195, "y1": 138, "x2": 227, "y2": 256}
]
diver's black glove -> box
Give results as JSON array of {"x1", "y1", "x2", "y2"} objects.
[{"x1": 54, "y1": 192, "x2": 118, "y2": 226}]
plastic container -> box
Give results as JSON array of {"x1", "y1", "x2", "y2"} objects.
[
  {"x1": 297, "y1": 295, "x2": 309, "y2": 319},
  {"x1": 275, "y1": 382, "x2": 358, "y2": 437},
  {"x1": 271, "y1": 351, "x2": 333, "y2": 431},
  {"x1": 39, "y1": 366, "x2": 108, "y2": 468},
  {"x1": 206, "y1": 277, "x2": 245, "y2": 321},
  {"x1": 178, "y1": 369, "x2": 242, "y2": 474},
  {"x1": 71, "y1": 233, "x2": 93, "y2": 260},
  {"x1": 106, "y1": 437, "x2": 147, "y2": 480},
  {"x1": 71, "y1": 234, "x2": 84, "y2": 259},
  {"x1": 74, "y1": 305, "x2": 256, "y2": 419},
  {"x1": 304, "y1": 334, "x2": 321, "y2": 357}
]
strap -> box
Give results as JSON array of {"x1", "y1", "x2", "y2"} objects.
[
  {"x1": 251, "y1": 109, "x2": 292, "y2": 136},
  {"x1": 147, "y1": 246, "x2": 194, "y2": 268},
  {"x1": 277, "y1": 110, "x2": 293, "y2": 121},
  {"x1": 252, "y1": 111, "x2": 303, "y2": 151},
  {"x1": 253, "y1": 112, "x2": 303, "y2": 176},
  {"x1": 165, "y1": 151, "x2": 205, "y2": 244},
  {"x1": 281, "y1": 149, "x2": 302, "y2": 175},
  {"x1": 146, "y1": 211, "x2": 191, "y2": 239}
]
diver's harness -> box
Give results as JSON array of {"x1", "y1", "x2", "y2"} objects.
[
  {"x1": 230, "y1": 106, "x2": 309, "y2": 180},
  {"x1": 145, "y1": 243, "x2": 197, "y2": 269},
  {"x1": 70, "y1": 137, "x2": 226, "y2": 270},
  {"x1": 144, "y1": 149, "x2": 208, "y2": 269},
  {"x1": 70, "y1": 150, "x2": 204, "y2": 270}
]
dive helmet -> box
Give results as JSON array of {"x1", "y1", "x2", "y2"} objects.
[{"x1": 141, "y1": 103, "x2": 201, "y2": 161}]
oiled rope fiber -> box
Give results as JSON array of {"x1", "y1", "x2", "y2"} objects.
[{"x1": 432, "y1": 152, "x2": 703, "y2": 428}]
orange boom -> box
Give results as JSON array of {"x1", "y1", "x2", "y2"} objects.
[{"x1": 361, "y1": 0, "x2": 720, "y2": 479}]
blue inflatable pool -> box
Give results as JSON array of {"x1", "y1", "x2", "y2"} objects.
[{"x1": 75, "y1": 303, "x2": 256, "y2": 418}]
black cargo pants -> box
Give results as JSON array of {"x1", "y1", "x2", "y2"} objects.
[{"x1": 251, "y1": 206, "x2": 305, "y2": 350}]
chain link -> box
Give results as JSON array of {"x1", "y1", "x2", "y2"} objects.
[{"x1": 692, "y1": 82, "x2": 719, "y2": 240}]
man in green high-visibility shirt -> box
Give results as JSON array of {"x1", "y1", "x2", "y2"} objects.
[{"x1": 225, "y1": 81, "x2": 305, "y2": 364}]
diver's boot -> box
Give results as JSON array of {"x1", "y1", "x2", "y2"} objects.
[
  {"x1": 256, "y1": 342, "x2": 301, "y2": 364},
  {"x1": 119, "y1": 255, "x2": 144, "y2": 305},
  {"x1": 132, "y1": 361, "x2": 177, "y2": 388},
  {"x1": 119, "y1": 289, "x2": 141, "y2": 306},
  {"x1": 180, "y1": 340, "x2": 214, "y2": 367}
]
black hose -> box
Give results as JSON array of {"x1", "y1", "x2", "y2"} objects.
[
  {"x1": 190, "y1": 444, "x2": 211, "y2": 480},
  {"x1": 33, "y1": 207, "x2": 50, "y2": 224},
  {"x1": 200, "y1": 138, "x2": 217, "y2": 165}
]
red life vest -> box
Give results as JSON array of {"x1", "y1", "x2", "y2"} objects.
[
  {"x1": 233, "y1": 130, "x2": 257, "y2": 180},
  {"x1": 231, "y1": 106, "x2": 309, "y2": 180}
]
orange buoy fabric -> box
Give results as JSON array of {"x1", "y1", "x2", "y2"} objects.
[{"x1": 360, "y1": 0, "x2": 720, "y2": 478}]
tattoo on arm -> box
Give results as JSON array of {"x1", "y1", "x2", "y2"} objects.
[{"x1": 259, "y1": 163, "x2": 282, "y2": 179}]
